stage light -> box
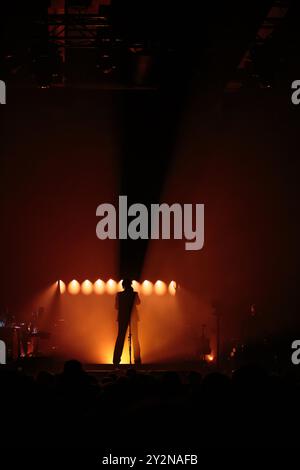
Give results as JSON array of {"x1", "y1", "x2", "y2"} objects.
[
  {"x1": 154, "y1": 280, "x2": 167, "y2": 296},
  {"x1": 207, "y1": 354, "x2": 214, "y2": 362},
  {"x1": 59, "y1": 279, "x2": 177, "y2": 295},
  {"x1": 106, "y1": 279, "x2": 117, "y2": 295},
  {"x1": 68, "y1": 280, "x2": 80, "y2": 295},
  {"x1": 132, "y1": 280, "x2": 140, "y2": 292},
  {"x1": 58, "y1": 280, "x2": 66, "y2": 294},
  {"x1": 81, "y1": 280, "x2": 93, "y2": 295},
  {"x1": 168, "y1": 281, "x2": 177, "y2": 296},
  {"x1": 94, "y1": 279, "x2": 105, "y2": 295},
  {"x1": 141, "y1": 280, "x2": 153, "y2": 296}
]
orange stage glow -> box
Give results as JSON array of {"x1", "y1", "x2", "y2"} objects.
[
  {"x1": 51, "y1": 279, "x2": 200, "y2": 364},
  {"x1": 100, "y1": 349, "x2": 114, "y2": 365},
  {"x1": 68, "y1": 280, "x2": 80, "y2": 295},
  {"x1": 168, "y1": 281, "x2": 177, "y2": 296},
  {"x1": 132, "y1": 280, "x2": 140, "y2": 292},
  {"x1": 207, "y1": 354, "x2": 214, "y2": 362},
  {"x1": 81, "y1": 280, "x2": 93, "y2": 295},
  {"x1": 58, "y1": 280, "x2": 66, "y2": 294},
  {"x1": 93, "y1": 279, "x2": 105, "y2": 295},
  {"x1": 100, "y1": 345, "x2": 132, "y2": 365},
  {"x1": 106, "y1": 279, "x2": 117, "y2": 295},
  {"x1": 141, "y1": 280, "x2": 153, "y2": 296},
  {"x1": 154, "y1": 280, "x2": 167, "y2": 296},
  {"x1": 117, "y1": 280, "x2": 124, "y2": 292}
]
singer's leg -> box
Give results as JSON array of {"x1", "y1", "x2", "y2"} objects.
[{"x1": 113, "y1": 322, "x2": 128, "y2": 365}]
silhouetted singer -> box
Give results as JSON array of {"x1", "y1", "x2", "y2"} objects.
[{"x1": 113, "y1": 279, "x2": 141, "y2": 366}]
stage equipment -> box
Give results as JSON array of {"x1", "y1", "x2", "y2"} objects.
[{"x1": 197, "y1": 324, "x2": 211, "y2": 362}]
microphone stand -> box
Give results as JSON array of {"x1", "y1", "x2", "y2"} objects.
[{"x1": 128, "y1": 318, "x2": 132, "y2": 365}]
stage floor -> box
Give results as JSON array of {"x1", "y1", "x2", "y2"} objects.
[{"x1": 5, "y1": 356, "x2": 214, "y2": 376}]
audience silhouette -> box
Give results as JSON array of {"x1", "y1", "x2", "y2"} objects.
[{"x1": 0, "y1": 359, "x2": 298, "y2": 449}]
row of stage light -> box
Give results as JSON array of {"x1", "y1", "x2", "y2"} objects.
[{"x1": 58, "y1": 280, "x2": 177, "y2": 296}]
